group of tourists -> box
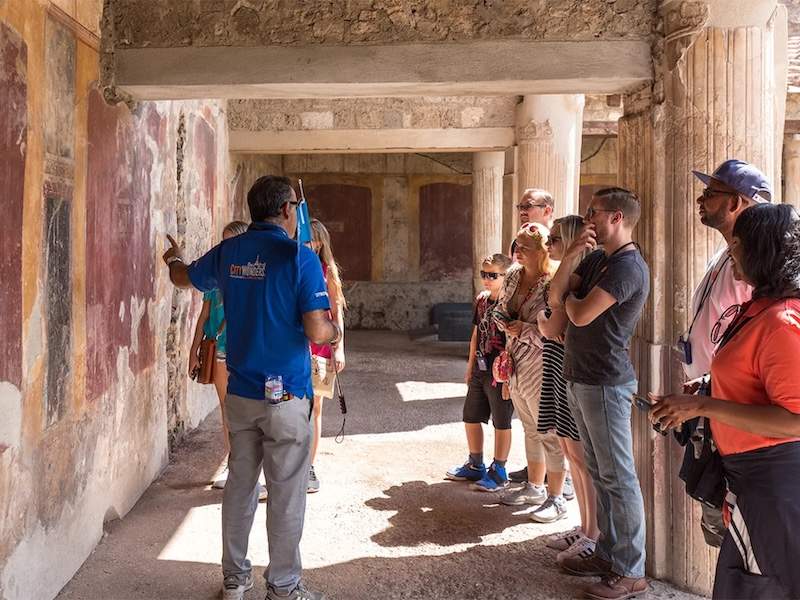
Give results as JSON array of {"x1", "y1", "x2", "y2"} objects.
[
  {"x1": 161, "y1": 159, "x2": 800, "y2": 600},
  {"x1": 446, "y1": 159, "x2": 800, "y2": 600}
]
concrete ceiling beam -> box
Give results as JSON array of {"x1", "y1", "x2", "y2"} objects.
[{"x1": 114, "y1": 40, "x2": 652, "y2": 100}]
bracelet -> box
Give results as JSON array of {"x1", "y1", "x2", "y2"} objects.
[
  {"x1": 166, "y1": 256, "x2": 183, "y2": 266},
  {"x1": 330, "y1": 321, "x2": 342, "y2": 345}
]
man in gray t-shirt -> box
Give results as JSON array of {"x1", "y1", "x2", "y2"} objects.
[{"x1": 548, "y1": 187, "x2": 650, "y2": 600}]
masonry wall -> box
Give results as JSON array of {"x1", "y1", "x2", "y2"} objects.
[{"x1": 0, "y1": 2, "x2": 230, "y2": 599}]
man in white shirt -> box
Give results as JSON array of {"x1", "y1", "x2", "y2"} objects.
[{"x1": 681, "y1": 159, "x2": 771, "y2": 545}]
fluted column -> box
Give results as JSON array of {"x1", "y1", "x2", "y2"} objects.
[
  {"x1": 617, "y1": 1, "x2": 787, "y2": 593},
  {"x1": 784, "y1": 134, "x2": 800, "y2": 208},
  {"x1": 472, "y1": 151, "x2": 505, "y2": 293},
  {"x1": 515, "y1": 95, "x2": 584, "y2": 218}
]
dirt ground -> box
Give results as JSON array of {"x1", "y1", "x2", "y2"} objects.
[{"x1": 57, "y1": 332, "x2": 705, "y2": 600}]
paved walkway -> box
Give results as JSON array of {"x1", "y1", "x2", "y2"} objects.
[{"x1": 58, "y1": 332, "x2": 705, "y2": 600}]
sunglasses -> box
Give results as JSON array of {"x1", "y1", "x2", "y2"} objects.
[
  {"x1": 710, "y1": 303, "x2": 742, "y2": 344},
  {"x1": 700, "y1": 188, "x2": 736, "y2": 200},
  {"x1": 480, "y1": 271, "x2": 505, "y2": 280},
  {"x1": 546, "y1": 236, "x2": 562, "y2": 246}
]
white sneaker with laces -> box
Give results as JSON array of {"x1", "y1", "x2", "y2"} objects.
[
  {"x1": 212, "y1": 467, "x2": 229, "y2": 489},
  {"x1": 500, "y1": 483, "x2": 547, "y2": 506},
  {"x1": 556, "y1": 535, "x2": 596, "y2": 564},
  {"x1": 529, "y1": 495, "x2": 568, "y2": 523}
]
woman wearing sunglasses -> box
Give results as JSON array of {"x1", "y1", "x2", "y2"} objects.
[
  {"x1": 651, "y1": 203, "x2": 800, "y2": 599},
  {"x1": 446, "y1": 253, "x2": 514, "y2": 491},
  {"x1": 492, "y1": 224, "x2": 568, "y2": 514}
]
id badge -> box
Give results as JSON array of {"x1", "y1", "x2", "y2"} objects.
[
  {"x1": 476, "y1": 351, "x2": 488, "y2": 372},
  {"x1": 677, "y1": 336, "x2": 692, "y2": 365}
]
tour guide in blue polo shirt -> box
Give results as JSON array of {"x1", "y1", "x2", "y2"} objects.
[{"x1": 162, "y1": 176, "x2": 339, "y2": 600}]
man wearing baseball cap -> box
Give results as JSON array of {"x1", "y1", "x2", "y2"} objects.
[{"x1": 675, "y1": 159, "x2": 771, "y2": 546}]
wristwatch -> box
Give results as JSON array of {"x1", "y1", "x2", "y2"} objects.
[
  {"x1": 330, "y1": 321, "x2": 342, "y2": 345},
  {"x1": 166, "y1": 255, "x2": 183, "y2": 266}
]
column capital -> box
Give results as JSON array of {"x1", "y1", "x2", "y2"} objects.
[
  {"x1": 515, "y1": 119, "x2": 553, "y2": 144},
  {"x1": 660, "y1": 0, "x2": 778, "y2": 34}
]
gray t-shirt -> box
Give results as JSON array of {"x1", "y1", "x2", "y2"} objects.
[{"x1": 563, "y1": 248, "x2": 650, "y2": 386}]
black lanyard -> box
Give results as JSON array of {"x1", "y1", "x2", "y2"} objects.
[
  {"x1": 586, "y1": 242, "x2": 638, "y2": 290},
  {"x1": 687, "y1": 254, "x2": 731, "y2": 336},
  {"x1": 716, "y1": 299, "x2": 777, "y2": 352}
]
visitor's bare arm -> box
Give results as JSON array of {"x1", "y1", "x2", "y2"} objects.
[{"x1": 162, "y1": 235, "x2": 192, "y2": 288}]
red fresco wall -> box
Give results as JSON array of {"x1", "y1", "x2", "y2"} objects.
[
  {"x1": 85, "y1": 89, "x2": 160, "y2": 400},
  {"x1": 304, "y1": 183, "x2": 373, "y2": 281},
  {"x1": 0, "y1": 23, "x2": 26, "y2": 388},
  {"x1": 419, "y1": 182, "x2": 472, "y2": 280}
]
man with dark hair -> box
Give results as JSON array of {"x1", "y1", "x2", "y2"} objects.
[
  {"x1": 548, "y1": 187, "x2": 650, "y2": 600},
  {"x1": 677, "y1": 159, "x2": 770, "y2": 547},
  {"x1": 163, "y1": 175, "x2": 336, "y2": 600}
]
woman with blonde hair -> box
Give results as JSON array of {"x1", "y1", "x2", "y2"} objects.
[
  {"x1": 537, "y1": 215, "x2": 600, "y2": 553},
  {"x1": 189, "y1": 220, "x2": 266, "y2": 499},
  {"x1": 493, "y1": 222, "x2": 568, "y2": 514},
  {"x1": 307, "y1": 218, "x2": 347, "y2": 493}
]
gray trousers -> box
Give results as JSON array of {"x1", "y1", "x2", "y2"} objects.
[{"x1": 222, "y1": 393, "x2": 312, "y2": 593}]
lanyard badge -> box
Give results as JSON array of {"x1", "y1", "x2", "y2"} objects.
[{"x1": 296, "y1": 179, "x2": 312, "y2": 244}]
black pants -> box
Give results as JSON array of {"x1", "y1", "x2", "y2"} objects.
[{"x1": 713, "y1": 442, "x2": 800, "y2": 599}]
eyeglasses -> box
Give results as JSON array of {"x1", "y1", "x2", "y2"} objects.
[
  {"x1": 480, "y1": 271, "x2": 505, "y2": 280},
  {"x1": 700, "y1": 188, "x2": 736, "y2": 200},
  {"x1": 710, "y1": 304, "x2": 742, "y2": 344},
  {"x1": 288, "y1": 200, "x2": 300, "y2": 207},
  {"x1": 516, "y1": 203, "x2": 548, "y2": 211},
  {"x1": 586, "y1": 207, "x2": 619, "y2": 219},
  {"x1": 546, "y1": 236, "x2": 562, "y2": 246}
]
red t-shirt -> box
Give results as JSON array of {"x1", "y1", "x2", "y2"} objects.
[{"x1": 710, "y1": 297, "x2": 800, "y2": 456}]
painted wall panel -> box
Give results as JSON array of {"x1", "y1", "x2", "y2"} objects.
[
  {"x1": 419, "y1": 183, "x2": 472, "y2": 281},
  {"x1": 0, "y1": 22, "x2": 26, "y2": 388}
]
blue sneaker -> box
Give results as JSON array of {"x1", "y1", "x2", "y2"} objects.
[
  {"x1": 445, "y1": 460, "x2": 486, "y2": 481},
  {"x1": 471, "y1": 462, "x2": 509, "y2": 492}
]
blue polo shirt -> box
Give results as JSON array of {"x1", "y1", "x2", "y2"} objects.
[{"x1": 187, "y1": 222, "x2": 330, "y2": 400}]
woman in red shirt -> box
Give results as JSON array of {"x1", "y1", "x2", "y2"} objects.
[{"x1": 651, "y1": 203, "x2": 800, "y2": 599}]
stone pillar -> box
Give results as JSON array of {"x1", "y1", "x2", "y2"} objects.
[
  {"x1": 784, "y1": 134, "x2": 800, "y2": 208},
  {"x1": 472, "y1": 151, "x2": 505, "y2": 293},
  {"x1": 515, "y1": 95, "x2": 584, "y2": 218},
  {"x1": 617, "y1": 1, "x2": 787, "y2": 594}
]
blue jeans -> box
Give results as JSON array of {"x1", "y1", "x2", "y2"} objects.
[{"x1": 567, "y1": 381, "x2": 646, "y2": 578}]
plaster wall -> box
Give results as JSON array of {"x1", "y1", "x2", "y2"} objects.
[{"x1": 0, "y1": 2, "x2": 231, "y2": 599}]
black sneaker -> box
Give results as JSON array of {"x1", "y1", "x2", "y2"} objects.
[
  {"x1": 508, "y1": 466, "x2": 528, "y2": 483},
  {"x1": 307, "y1": 466, "x2": 320, "y2": 493}
]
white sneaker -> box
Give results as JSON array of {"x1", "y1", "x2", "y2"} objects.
[
  {"x1": 530, "y1": 495, "x2": 568, "y2": 523},
  {"x1": 545, "y1": 526, "x2": 583, "y2": 551},
  {"x1": 556, "y1": 535, "x2": 596, "y2": 564},
  {"x1": 258, "y1": 484, "x2": 268, "y2": 501},
  {"x1": 212, "y1": 468, "x2": 228, "y2": 489},
  {"x1": 500, "y1": 483, "x2": 547, "y2": 506},
  {"x1": 222, "y1": 573, "x2": 254, "y2": 600}
]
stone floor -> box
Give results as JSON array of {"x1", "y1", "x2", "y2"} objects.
[{"x1": 57, "y1": 331, "x2": 706, "y2": 600}]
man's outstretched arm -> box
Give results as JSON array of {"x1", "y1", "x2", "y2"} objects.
[{"x1": 162, "y1": 234, "x2": 192, "y2": 288}]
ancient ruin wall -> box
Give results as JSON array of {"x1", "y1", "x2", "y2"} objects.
[{"x1": 108, "y1": 0, "x2": 658, "y2": 49}]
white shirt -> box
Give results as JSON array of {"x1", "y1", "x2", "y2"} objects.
[{"x1": 682, "y1": 246, "x2": 752, "y2": 380}]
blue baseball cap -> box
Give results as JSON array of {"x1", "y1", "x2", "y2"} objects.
[{"x1": 692, "y1": 159, "x2": 772, "y2": 203}]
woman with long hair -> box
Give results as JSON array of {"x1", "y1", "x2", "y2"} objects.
[
  {"x1": 652, "y1": 203, "x2": 800, "y2": 599},
  {"x1": 493, "y1": 223, "x2": 568, "y2": 516},
  {"x1": 307, "y1": 219, "x2": 347, "y2": 493},
  {"x1": 536, "y1": 216, "x2": 599, "y2": 552},
  {"x1": 189, "y1": 220, "x2": 265, "y2": 499}
]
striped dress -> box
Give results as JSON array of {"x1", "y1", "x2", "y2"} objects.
[{"x1": 539, "y1": 336, "x2": 581, "y2": 441}]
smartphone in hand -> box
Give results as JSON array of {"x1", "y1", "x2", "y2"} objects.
[{"x1": 632, "y1": 394, "x2": 667, "y2": 436}]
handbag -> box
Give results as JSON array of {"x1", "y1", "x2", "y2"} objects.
[
  {"x1": 197, "y1": 319, "x2": 225, "y2": 385},
  {"x1": 311, "y1": 354, "x2": 336, "y2": 399},
  {"x1": 492, "y1": 350, "x2": 514, "y2": 384}
]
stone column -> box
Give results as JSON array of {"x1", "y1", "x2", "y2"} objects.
[
  {"x1": 515, "y1": 95, "x2": 584, "y2": 218},
  {"x1": 617, "y1": 1, "x2": 787, "y2": 593},
  {"x1": 472, "y1": 151, "x2": 505, "y2": 293},
  {"x1": 784, "y1": 134, "x2": 800, "y2": 208}
]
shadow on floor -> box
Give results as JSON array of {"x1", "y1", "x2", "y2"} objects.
[{"x1": 365, "y1": 479, "x2": 533, "y2": 547}]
